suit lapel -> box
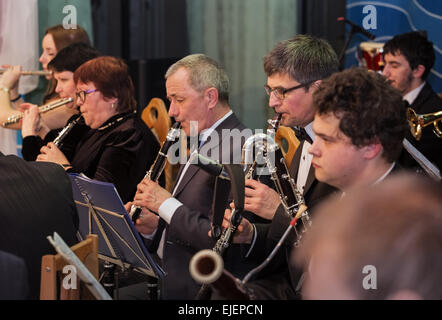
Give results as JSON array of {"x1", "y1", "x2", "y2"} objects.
[
  {"x1": 289, "y1": 140, "x2": 304, "y2": 179},
  {"x1": 173, "y1": 112, "x2": 243, "y2": 197},
  {"x1": 303, "y1": 165, "x2": 316, "y2": 195},
  {"x1": 288, "y1": 139, "x2": 316, "y2": 195},
  {"x1": 173, "y1": 164, "x2": 200, "y2": 196}
]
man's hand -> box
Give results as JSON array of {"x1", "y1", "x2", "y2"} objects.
[
  {"x1": 125, "y1": 202, "x2": 159, "y2": 235},
  {"x1": 208, "y1": 208, "x2": 254, "y2": 244},
  {"x1": 244, "y1": 179, "x2": 281, "y2": 220},
  {"x1": 133, "y1": 178, "x2": 171, "y2": 213}
]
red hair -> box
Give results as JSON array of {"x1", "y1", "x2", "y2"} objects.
[{"x1": 74, "y1": 56, "x2": 136, "y2": 112}]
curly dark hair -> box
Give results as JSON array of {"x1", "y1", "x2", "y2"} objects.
[
  {"x1": 383, "y1": 31, "x2": 435, "y2": 80},
  {"x1": 313, "y1": 67, "x2": 408, "y2": 163}
]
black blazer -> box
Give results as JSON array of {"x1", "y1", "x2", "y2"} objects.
[
  {"x1": 399, "y1": 82, "x2": 442, "y2": 171},
  {"x1": 0, "y1": 153, "x2": 79, "y2": 299},
  {"x1": 0, "y1": 250, "x2": 29, "y2": 299},
  {"x1": 68, "y1": 112, "x2": 161, "y2": 203},
  {"x1": 160, "y1": 112, "x2": 261, "y2": 299},
  {"x1": 22, "y1": 114, "x2": 90, "y2": 162},
  {"x1": 244, "y1": 139, "x2": 338, "y2": 299}
]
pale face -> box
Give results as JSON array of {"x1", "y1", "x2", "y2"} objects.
[
  {"x1": 166, "y1": 67, "x2": 211, "y2": 136},
  {"x1": 266, "y1": 72, "x2": 316, "y2": 128},
  {"x1": 54, "y1": 71, "x2": 76, "y2": 109},
  {"x1": 308, "y1": 113, "x2": 367, "y2": 190},
  {"x1": 77, "y1": 82, "x2": 117, "y2": 129},
  {"x1": 39, "y1": 34, "x2": 57, "y2": 79},
  {"x1": 382, "y1": 53, "x2": 414, "y2": 95}
]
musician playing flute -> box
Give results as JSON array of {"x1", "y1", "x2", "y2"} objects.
[
  {"x1": 36, "y1": 56, "x2": 160, "y2": 204},
  {"x1": 0, "y1": 25, "x2": 91, "y2": 131},
  {"x1": 20, "y1": 43, "x2": 99, "y2": 161}
]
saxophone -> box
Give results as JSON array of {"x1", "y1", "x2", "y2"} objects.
[
  {"x1": 190, "y1": 120, "x2": 312, "y2": 299},
  {"x1": 129, "y1": 122, "x2": 181, "y2": 223},
  {"x1": 213, "y1": 113, "x2": 282, "y2": 255},
  {"x1": 243, "y1": 130, "x2": 311, "y2": 246},
  {"x1": 195, "y1": 114, "x2": 281, "y2": 299}
]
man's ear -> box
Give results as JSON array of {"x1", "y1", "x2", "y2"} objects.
[
  {"x1": 205, "y1": 87, "x2": 219, "y2": 110},
  {"x1": 412, "y1": 64, "x2": 425, "y2": 79},
  {"x1": 309, "y1": 80, "x2": 322, "y2": 92},
  {"x1": 363, "y1": 142, "x2": 382, "y2": 160}
]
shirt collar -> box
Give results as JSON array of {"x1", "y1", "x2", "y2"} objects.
[
  {"x1": 403, "y1": 82, "x2": 425, "y2": 105},
  {"x1": 199, "y1": 110, "x2": 233, "y2": 146},
  {"x1": 373, "y1": 162, "x2": 396, "y2": 185},
  {"x1": 304, "y1": 122, "x2": 315, "y2": 142}
]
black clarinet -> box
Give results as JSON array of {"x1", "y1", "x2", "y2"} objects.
[
  {"x1": 53, "y1": 114, "x2": 83, "y2": 148},
  {"x1": 129, "y1": 122, "x2": 181, "y2": 223}
]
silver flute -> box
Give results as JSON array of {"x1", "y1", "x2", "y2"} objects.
[{"x1": 3, "y1": 97, "x2": 73, "y2": 127}]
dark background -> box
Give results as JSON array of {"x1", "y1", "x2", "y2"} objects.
[{"x1": 90, "y1": 0, "x2": 347, "y2": 112}]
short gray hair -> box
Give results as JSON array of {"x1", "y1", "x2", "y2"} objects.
[
  {"x1": 264, "y1": 34, "x2": 339, "y2": 87},
  {"x1": 165, "y1": 54, "x2": 229, "y2": 103}
]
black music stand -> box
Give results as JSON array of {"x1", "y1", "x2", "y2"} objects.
[{"x1": 68, "y1": 173, "x2": 165, "y2": 299}]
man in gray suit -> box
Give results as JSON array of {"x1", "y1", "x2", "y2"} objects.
[
  {"x1": 129, "y1": 54, "x2": 255, "y2": 299},
  {"x1": 0, "y1": 153, "x2": 79, "y2": 299}
]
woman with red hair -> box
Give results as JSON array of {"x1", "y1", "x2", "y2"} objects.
[{"x1": 37, "y1": 56, "x2": 161, "y2": 203}]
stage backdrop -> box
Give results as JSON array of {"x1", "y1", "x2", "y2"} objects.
[{"x1": 344, "y1": 0, "x2": 442, "y2": 93}]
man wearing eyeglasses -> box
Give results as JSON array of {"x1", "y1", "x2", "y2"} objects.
[{"x1": 221, "y1": 35, "x2": 340, "y2": 299}]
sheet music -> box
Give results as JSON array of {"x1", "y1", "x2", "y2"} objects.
[{"x1": 68, "y1": 173, "x2": 165, "y2": 279}]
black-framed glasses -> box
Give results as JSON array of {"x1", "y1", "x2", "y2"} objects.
[
  {"x1": 264, "y1": 81, "x2": 314, "y2": 100},
  {"x1": 76, "y1": 88, "x2": 98, "y2": 104}
]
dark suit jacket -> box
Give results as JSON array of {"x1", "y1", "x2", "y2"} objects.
[
  {"x1": 0, "y1": 153, "x2": 79, "y2": 299},
  {"x1": 0, "y1": 250, "x2": 29, "y2": 299},
  {"x1": 244, "y1": 139, "x2": 338, "y2": 299},
  {"x1": 161, "y1": 112, "x2": 260, "y2": 299},
  {"x1": 399, "y1": 82, "x2": 442, "y2": 171}
]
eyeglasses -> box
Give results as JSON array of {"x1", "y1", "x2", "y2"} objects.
[
  {"x1": 76, "y1": 89, "x2": 98, "y2": 104},
  {"x1": 264, "y1": 81, "x2": 314, "y2": 100}
]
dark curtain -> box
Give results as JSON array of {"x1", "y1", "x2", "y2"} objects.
[
  {"x1": 91, "y1": 0, "x2": 189, "y2": 110},
  {"x1": 298, "y1": 0, "x2": 346, "y2": 65}
]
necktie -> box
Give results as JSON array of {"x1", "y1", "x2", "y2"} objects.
[{"x1": 293, "y1": 126, "x2": 312, "y2": 144}]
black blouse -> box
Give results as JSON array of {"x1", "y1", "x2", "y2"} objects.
[
  {"x1": 68, "y1": 112, "x2": 161, "y2": 203},
  {"x1": 21, "y1": 113, "x2": 90, "y2": 161}
]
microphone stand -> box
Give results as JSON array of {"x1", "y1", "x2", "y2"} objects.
[
  {"x1": 338, "y1": 27, "x2": 356, "y2": 70},
  {"x1": 337, "y1": 17, "x2": 376, "y2": 71}
]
